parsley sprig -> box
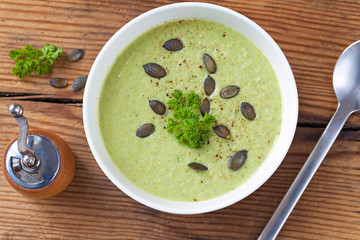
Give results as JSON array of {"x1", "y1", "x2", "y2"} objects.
[
  {"x1": 9, "y1": 44, "x2": 63, "y2": 78},
  {"x1": 167, "y1": 91, "x2": 216, "y2": 149}
]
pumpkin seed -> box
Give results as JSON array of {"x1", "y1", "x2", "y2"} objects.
[
  {"x1": 162, "y1": 39, "x2": 183, "y2": 51},
  {"x1": 214, "y1": 125, "x2": 230, "y2": 139},
  {"x1": 72, "y1": 75, "x2": 87, "y2": 92},
  {"x1": 143, "y1": 63, "x2": 166, "y2": 78},
  {"x1": 203, "y1": 54, "x2": 216, "y2": 74},
  {"x1": 188, "y1": 162, "x2": 208, "y2": 171},
  {"x1": 204, "y1": 75, "x2": 216, "y2": 96},
  {"x1": 228, "y1": 150, "x2": 247, "y2": 171},
  {"x1": 241, "y1": 102, "x2": 256, "y2": 120},
  {"x1": 136, "y1": 123, "x2": 155, "y2": 138},
  {"x1": 149, "y1": 100, "x2": 166, "y2": 115},
  {"x1": 50, "y1": 78, "x2": 67, "y2": 88},
  {"x1": 66, "y1": 49, "x2": 84, "y2": 62},
  {"x1": 200, "y1": 98, "x2": 210, "y2": 116},
  {"x1": 220, "y1": 85, "x2": 240, "y2": 99}
]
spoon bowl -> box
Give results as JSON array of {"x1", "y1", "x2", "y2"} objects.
[{"x1": 333, "y1": 40, "x2": 360, "y2": 108}]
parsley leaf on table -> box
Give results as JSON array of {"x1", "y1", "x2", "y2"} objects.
[
  {"x1": 9, "y1": 44, "x2": 63, "y2": 78},
  {"x1": 167, "y1": 91, "x2": 216, "y2": 149}
]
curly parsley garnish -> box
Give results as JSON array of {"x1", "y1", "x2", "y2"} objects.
[
  {"x1": 9, "y1": 44, "x2": 62, "y2": 78},
  {"x1": 167, "y1": 91, "x2": 216, "y2": 149}
]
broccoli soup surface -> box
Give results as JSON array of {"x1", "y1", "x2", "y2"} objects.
[{"x1": 99, "y1": 19, "x2": 282, "y2": 201}]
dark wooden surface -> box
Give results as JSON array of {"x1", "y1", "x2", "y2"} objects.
[{"x1": 1, "y1": 0, "x2": 360, "y2": 239}]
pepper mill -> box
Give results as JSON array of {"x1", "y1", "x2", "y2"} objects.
[{"x1": 2, "y1": 104, "x2": 75, "y2": 198}]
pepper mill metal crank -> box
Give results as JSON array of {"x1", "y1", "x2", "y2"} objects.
[{"x1": 2, "y1": 104, "x2": 75, "y2": 198}]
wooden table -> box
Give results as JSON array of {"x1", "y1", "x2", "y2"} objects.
[{"x1": 0, "y1": 0, "x2": 359, "y2": 239}]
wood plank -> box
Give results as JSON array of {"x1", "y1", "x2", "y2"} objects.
[
  {"x1": 1, "y1": 100, "x2": 359, "y2": 239},
  {"x1": 0, "y1": 0, "x2": 359, "y2": 125}
]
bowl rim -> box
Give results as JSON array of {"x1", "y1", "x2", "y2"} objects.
[{"x1": 83, "y1": 2, "x2": 298, "y2": 214}]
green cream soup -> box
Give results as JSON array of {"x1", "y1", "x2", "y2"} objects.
[{"x1": 99, "y1": 19, "x2": 281, "y2": 202}]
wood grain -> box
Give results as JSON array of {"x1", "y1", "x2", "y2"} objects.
[{"x1": 0, "y1": 0, "x2": 360, "y2": 239}]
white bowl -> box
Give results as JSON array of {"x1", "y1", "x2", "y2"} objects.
[{"x1": 83, "y1": 2, "x2": 298, "y2": 214}]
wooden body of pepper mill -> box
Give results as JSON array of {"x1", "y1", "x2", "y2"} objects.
[{"x1": 2, "y1": 104, "x2": 75, "y2": 198}]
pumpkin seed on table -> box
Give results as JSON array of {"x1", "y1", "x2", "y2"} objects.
[
  {"x1": 66, "y1": 49, "x2": 84, "y2": 62},
  {"x1": 214, "y1": 125, "x2": 230, "y2": 139},
  {"x1": 203, "y1": 53, "x2": 216, "y2": 74},
  {"x1": 227, "y1": 150, "x2": 247, "y2": 171},
  {"x1": 136, "y1": 123, "x2": 155, "y2": 138},
  {"x1": 50, "y1": 78, "x2": 67, "y2": 88},
  {"x1": 188, "y1": 162, "x2": 208, "y2": 171},
  {"x1": 162, "y1": 39, "x2": 183, "y2": 51},
  {"x1": 241, "y1": 102, "x2": 256, "y2": 120},
  {"x1": 204, "y1": 75, "x2": 216, "y2": 96},
  {"x1": 72, "y1": 75, "x2": 87, "y2": 92},
  {"x1": 149, "y1": 100, "x2": 166, "y2": 115},
  {"x1": 143, "y1": 63, "x2": 166, "y2": 78},
  {"x1": 220, "y1": 85, "x2": 240, "y2": 99},
  {"x1": 200, "y1": 98, "x2": 210, "y2": 116}
]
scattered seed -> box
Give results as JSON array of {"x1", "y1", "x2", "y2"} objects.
[
  {"x1": 214, "y1": 125, "x2": 230, "y2": 139},
  {"x1": 188, "y1": 162, "x2": 208, "y2": 171},
  {"x1": 220, "y1": 85, "x2": 240, "y2": 99},
  {"x1": 241, "y1": 102, "x2": 256, "y2": 120},
  {"x1": 143, "y1": 63, "x2": 166, "y2": 78},
  {"x1": 203, "y1": 54, "x2": 216, "y2": 74},
  {"x1": 149, "y1": 100, "x2": 166, "y2": 115},
  {"x1": 162, "y1": 39, "x2": 183, "y2": 51},
  {"x1": 228, "y1": 150, "x2": 247, "y2": 171},
  {"x1": 200, "y1": 98, "x2": 210, "y2": 116},
  {"x1": 50, "y1": 78, "x2": 67, "y2": 88},
  {"x1": 136, "y1": 123, "x2": 155, "y2": 138},
  {"x1": 204, "y1": 75, "x2": 216, "y2": 96},
  {"x1": 66, "y1": 49, "x2": 84, "y2": 62},
  {"x1": 72, "y1": 75, "x2": 87, "y2": 92}
]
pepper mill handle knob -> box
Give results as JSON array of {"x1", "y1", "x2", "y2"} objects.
[
  {"x1": 2, "y1": 104, "x2": 75, "y2": 198},
  {"x1": 8, "y1": 103, "x2": 23, "y2": 118}
]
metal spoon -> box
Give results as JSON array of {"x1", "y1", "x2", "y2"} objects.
[{"x1": 259, "y1": 40, "x2": 360, "y2": 240}]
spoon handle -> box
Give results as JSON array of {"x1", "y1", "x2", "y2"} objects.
[{"x1": 258, "y1": 103, "x2": 352, "y2": 240}]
